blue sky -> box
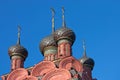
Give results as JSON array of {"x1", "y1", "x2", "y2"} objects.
[{"x1": 0, "y1": 0, "x2": 120, "y2": 80}]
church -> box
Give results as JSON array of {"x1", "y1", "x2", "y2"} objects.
[{"x1": 1, "y1": 8, "x2": 97, "y2": 80}]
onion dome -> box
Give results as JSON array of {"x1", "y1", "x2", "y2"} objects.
[
  {"x1": 39, "y1": 8, "x2": 57, "y2": 55},
  {"x1": 79, "y1": 40, "x2": 94, "y2": 70},
  {"x1": 54, "y1": 27, "x2": 76, "y2": 45},
  {"x1": 8, "y1": 26, "x2": 28, "y2": 60},
  {"x1": 54, "y1": 7, "x2": 76, "y2": 45},
  {"x1": 8, "y1": 44, "x2": 28, "y2": 60},
  {"x1": 39, "y1": 35, "x2": 57, "y2": 55},
  {"x1": 80, "y1": 55, "x2": 94, "y2": 70}
]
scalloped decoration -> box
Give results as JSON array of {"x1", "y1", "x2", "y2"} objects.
[
  {"x1": 7, "y1": 68, "x2": 28, "y2": 80},
  {"x1": 24, "y1": 76, "x2": 38, "y2": 80},
  {"x1": 42, "y1": 68, "x2": 71, "y2": 80},
  {"x1": 59, "y1": 56, "x2": 83, "y2": 72},
  {"x1": 31, "y1": 61, "x2": 56, "y2": 77}
]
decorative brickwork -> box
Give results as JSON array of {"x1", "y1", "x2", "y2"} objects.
[
  {"x1": 59, "y1": 56, "x2": 83, "y2": 72},
  {"x1": 31, "y1": 61, "x2": 56, "y2": 77},
  {"x1": 42, "y1": 68, "x2": 71, "y2": 80},
  {"x1": 11, "y1": 58, "x2": 24, "y2": 70},
  {"x1": 7, "y1": 68, "x2": 28, "y2": 80}
]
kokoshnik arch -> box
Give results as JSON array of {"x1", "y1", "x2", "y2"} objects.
[{"x1": 1, "y1": 7, "x2": 97, "y2": 80}]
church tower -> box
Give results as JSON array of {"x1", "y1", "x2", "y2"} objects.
[
  {"x1": 1, "y1": 8, "x2": 97, "y2": 80},
  {"x1": 54, "y1": 7, "x2": 75, "y2": 59},
  {"x1": 40, "y1": 8, "x2": 57, "y2": 61},
  {"x1": 8, "y1": 26, "x2": 28, "y2": 71},
  {"x1": 79, "y1": 40, "x2": 95, "y2": 80}
]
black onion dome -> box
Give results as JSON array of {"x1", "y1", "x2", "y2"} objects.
[
  {"x1": 40, "y1": 35, "x2": 57, "y2": 54},
  {"x1": 54, "y1": 27, "x2": 76, "y2": 45},
  {"x1": 8, "y1": 44, "x2": 28, "y2": 60},
  {"x1": 80, "y1": 56, "x2": 94, "y2": 70}
]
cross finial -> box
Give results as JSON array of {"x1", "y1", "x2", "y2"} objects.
[
  {"x1": 51, "y1": 8, "x2": 55, "y2": 34},
  {"x1": 17, "y1": 25, "x2": 21, "y2": 45},
  {"x1": 83, "y1": 40, "x2": 87, "y2": 57},
  {"x1": 62, "y1": 7, "x2": 66, "y2": 27}
]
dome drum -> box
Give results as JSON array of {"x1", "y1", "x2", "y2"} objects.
[
  {"x1": 44, "y1": 46, "x2": 57, "y2": 56},
  {"x1": 10, "y1": 53, "x2": 26, "y2": 59},
  {"x1": 57, "y1": 38, "x2": 72, "y2": 45}
]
